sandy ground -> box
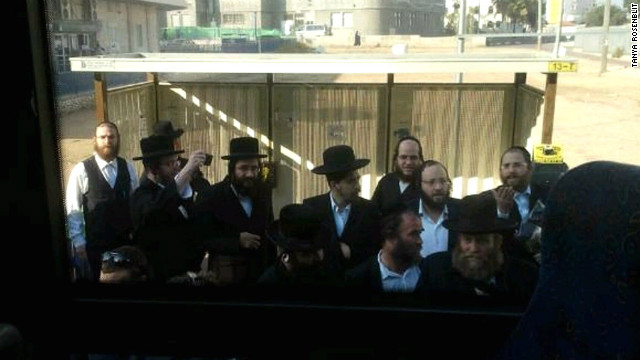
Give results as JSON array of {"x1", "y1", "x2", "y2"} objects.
[{"x1": 57, "y1": 44, "x2": 640, "y2": 190}]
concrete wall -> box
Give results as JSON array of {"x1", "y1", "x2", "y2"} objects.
[
  {"x1": 574, "y1": 25, "x2": 632, "y2": 55},
  {"x1": 97, "y1": 1, "x2": 130, "y2": 53}
]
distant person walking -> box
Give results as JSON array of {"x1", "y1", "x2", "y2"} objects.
[{"x1": 354, "y1": 31, "x2": 361, "y2": 46}]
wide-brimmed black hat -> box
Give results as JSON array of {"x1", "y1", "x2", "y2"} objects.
[
  {"x1": 133, "y1": 135, "x2": 184, "y2": 161},
  {"x1": 311, "y1": 145, "x2": 370, "y2": 175},
  {"x1": 221, "y1": 137, "x2": 267, "y2": 160},
  {"x1": 266, "y1": 204, "x2": 330, "y2": 251},
  {"x1": 443, "y1": 193, "x2": 518, "y2": 234},
  {"x1": 152, "y1": 120, "x2": 184, "y2": 139}
]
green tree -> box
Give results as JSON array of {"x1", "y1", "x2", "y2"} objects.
[
  {"x1": 583, "y1": 5, "x2": 629, "y2": 27},
  {"x1": 623, "y1": 0, "x2": 631, "y2": 11},
  {"x1": 445, "y1": 3, "x2": 480, "y2": 34},
  {"x1": 493, "y1": 0, "x2": 544, "y2": 31}
]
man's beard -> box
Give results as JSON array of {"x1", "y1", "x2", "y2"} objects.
[
  {"x1": 392, "y1": 238, "x2": 421, "y2": 265},
  {"x1": 395, "y1": 167, "x2": 413, "y2": 183},
  {"x1": 421, "y1": 191, "x2": 448, "y2": 211},
  {"x1": 501, "y1": 174, "x2": 527, "y2": 192},
  {"x1": 231, "y1": 175, "x2": 259, "y2": 198},
  {"x1": 94, "y1": 142, "x2": 119, "y2": 161},
  {"x1": 287, "y1": 255, "x2": 326, "y2": 283},
  {"x1": 452, "y1": 246, "x2": 503, "y2": 282}
]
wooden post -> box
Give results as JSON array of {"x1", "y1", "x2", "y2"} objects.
[
  {"x1": 147, "y1": 72, "x2": 159, "y2": 124},
  {"x1": 385, "y1": 73, "x2": 394, "y2": 172},
  {"x1": 511, "y1": 73, "x2": 527, "y2": 143},
  {"x1": 94, "y1": 72, "x2": 108, "y2": 123},
  {"x1": 541, "y1": 73, "x2": 557, "y2": 143},
  {"x1": 267, "y1": 73, "x2": 273, "y2": 158}
]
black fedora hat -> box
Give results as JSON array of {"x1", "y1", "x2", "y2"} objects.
[
  {"x1": 311, "y1": 145, "x2": 370, "y2": 175},
  {"x1": 443, "y1": 193, "x2": 518, "y2": 234},
  {"x1": 266, "y1": 204, "x2": 330, "y2": 251},
  {"x1": 132, "y1": 135, "x2": 184, "y2": 161},
  {"x1": 221, "y1": 137, "x2": 267, "y2": 160},
  {"x1": 152, "y1": 120, "x2": 184, "y2": 139}
]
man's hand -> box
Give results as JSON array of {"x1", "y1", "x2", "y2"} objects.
[
  {"x1": 183, "y1": 150, "x2": 206, "y2": 174},
  {"x1": 239, "y1": 232, "x2": 261, "y2": 250},
  {"x1": 492, "y1": 185, "x2": 515, "y2": 215},
  {"x1": 339, "y1": 242, "x2": 351, "y2": 260}
]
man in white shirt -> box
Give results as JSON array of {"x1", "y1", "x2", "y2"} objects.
[
  {"x1": 65, "y1": 121, "x2": 139, "y2": 281},
  {"x1": 406, "y1": 160, "x2": 461, "y2": 258}
]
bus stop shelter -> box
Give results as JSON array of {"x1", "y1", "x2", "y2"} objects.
[{"x1": 69, "y1": 52, "x2": 578, "y2": 211}]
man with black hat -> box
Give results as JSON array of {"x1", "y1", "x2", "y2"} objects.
[
  {"x1": 303, "y1": 145, "x2": 381, "y2": 276},
  {"x1": 421, "y1": 194, "x2": 538, "y2": 306},
  {"x1": 196, "y1": 136, "x2": 274, "y2": 285},
  {"x1": 258, "y1": 204, "x2": 335, "y2": 286},
  {"x1": 130, "y1": 135, "x2": 208, "y2": 283},
  {"x1": 152, "y1": 120, "x2": 211, "y2": 199}
]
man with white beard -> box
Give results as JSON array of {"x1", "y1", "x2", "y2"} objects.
[
  {"x1": 65, "y1": 121, "x2": 139, "y2": 281},
  {"x1": 421, "y1": 194, "x2": 538, "y2": 307}
]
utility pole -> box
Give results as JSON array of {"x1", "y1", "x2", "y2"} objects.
[
  {"x1": 537, "y1": 0, "x2": 543, "y2": 50},
  {"x1": 600, "y1": 0, "x2": 611, "y2": 74},
  {"x1": 456, "y1": 0, "x2": 467, "y2": 83},
  {"x1": 553, "y1": 0, "x2": 565, "y2": 57}
]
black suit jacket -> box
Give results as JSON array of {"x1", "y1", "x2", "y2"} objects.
[
  {"x1": 195, "y1": 176, "x2": 274, "y2": 282},
  {"x1": 421, "y1": 251, "x2": 538, "y2": 307},
  {"x1": 370, "y1": 172, "x2": 420, "y2": 214},
  {"x1": 405, "y1": 197, "x2": 462, "y2": 252},
  {"x1": 130, "y1": 177, "x2": 205, "y2": 283},
  {"x1": 303, "y1": 193, "x2": 381, "y2": 274},
  {"x1": 345, "y1": 255, "x2": 426, "y2": 294}
]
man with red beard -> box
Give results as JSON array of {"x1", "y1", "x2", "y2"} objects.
[
  {"x1": 406, "y1": 160, "x2": 461, "y2": 258},
  {"x1": 484, "y1": 146, "x2": 550, "y2": 264},
  {"x1": 65, "y1": 121, "x2": 139, "y2": 281},
  {"x1": 421, "y1": 194, "x2": 538, "y2": 307},
  {"x1": 371, "y1": 136, "x2": 422, "y2": 214},
  {"x1": 196, "y1": 137, "x2": 274, "y2": 285},
  {"x1": 489, "y1": 146, "x2": 549, "y2": 233}
]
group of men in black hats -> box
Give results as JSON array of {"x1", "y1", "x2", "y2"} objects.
[{"x1": 67, "y1": 120, "x2": 543, "y2": 305}]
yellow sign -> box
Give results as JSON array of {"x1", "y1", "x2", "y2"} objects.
[
  {"x1": 548, "y1": 61, "x2": 578, "y2": 72},
  {"x1": 533, "y1": 144, "x2": 564, "y2": 164},
  {"x1": 548, "y1": 0, "x2": 561, "y2": 24}
]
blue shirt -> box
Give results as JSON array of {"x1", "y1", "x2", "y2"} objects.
[
  {"x1": 377, "y1": 251, "x2": 422, "y2": 293},
  {"x1": 330, "y1": 193, "x2": 351, "y2": 237},
  {"x1": 497, "y1": 185, "x2": 531, "y2": 222}
]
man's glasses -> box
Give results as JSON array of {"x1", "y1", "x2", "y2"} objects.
[
  {"x1": 421, "y1": 178, "x2": 450, "y2": 186},
  {"x1": 101, "y1": 251, "x2": 132, "y2": 266}
]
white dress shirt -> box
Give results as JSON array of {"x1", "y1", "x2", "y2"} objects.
[
  {"x1": 65, "y1": 153, "x2": 139, "y2": 249},
  {"x1": 398, "y1": 180, "x2": 410, "y2": 194},
  {"x1": 330, "y1": 194, "x2": 351, "y2": 237},
  {"x1": 377, "y1": 250, "x2": 421, "y2": 292},
  {"x1": 418, "y1": 199, "x2": 449, "y2": 258}
]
